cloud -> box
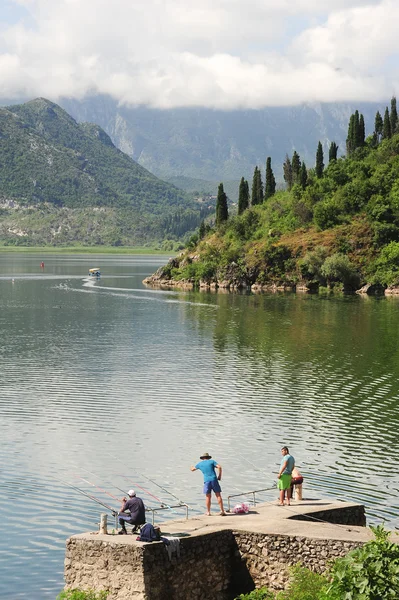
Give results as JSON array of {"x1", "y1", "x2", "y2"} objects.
[{"x1": 0, "y1": 0, "x2": 397, "y2": 108}]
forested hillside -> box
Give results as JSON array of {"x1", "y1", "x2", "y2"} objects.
[
  {"x1": 0, "y1": 98, "x2": 211, "y2": 246},
  {"x1": 147, "y1": 99, "x2": 399, "y2": 291}
]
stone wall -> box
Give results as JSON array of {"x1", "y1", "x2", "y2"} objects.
[
  {"x1": 65, "y1": 528, "x2": 365, "y2": 599},
  {"x1": 231, "y1": 531, "x2": 362, "y2": 595}
]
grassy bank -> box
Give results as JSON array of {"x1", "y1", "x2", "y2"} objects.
[{"x1": 0, "y1": 245, "x2": 174, "y2": 255}]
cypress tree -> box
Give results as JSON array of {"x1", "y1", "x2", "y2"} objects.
[
  {"x1": 283, "y1": 154, "x2": 293, "y2": 190},
  {"x1": 329, "y1": 142, "x2": 338, "y2": 162},
  {"x1": 292, "y1": 151, "x2": 301, "y2": 184},
  {"x1": 391, "y1": 96, "x2": 398, "y2": 134},
  {"x1": 251, "y1": 167, "x2": 259, "y2": 205},
  {"x1": 359, "y1": 114, "x2": 365, "y2": 146},
  {"x1": 238, "y1": 177, "x2": 249, "y2": 215},
  {"x1": 315, "y1": 141, "x2": 324, "y2": 178},
  {"x1": 264, "y1": 157, "x2": 276, "y2": 200},
  {"x1": 199, "y1": 220, "x2": 206, "y2": 239},
  {"x1": 346, "y1": 114, "x2": 355, "y2": 155},
  {"x1": 374, "y1": 110, "x2": 383, "y2": 142},
  {"x1": 300, "y1": 162, "x2": 308, "y2": 189},
  {"x1": 353, "y1": 110, "x2": 361, "y2": 148},
  {"x1": 251, "y1": 166, "x2": 263, "y2": 205},
  {"x1": 383, "y1": 106, "x2": 391, "y2": 139},
  {"x1": 215, "y1": 183, "x2": 228, "y2": 226}
]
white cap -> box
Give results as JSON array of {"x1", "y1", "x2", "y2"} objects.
[{"x1": 128, "y1": 489, "x2": 136, "y2": 497}]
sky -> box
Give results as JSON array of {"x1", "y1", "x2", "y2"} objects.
[{"x1": 0, "y1": 0, "x2": 397, "y2": 109}]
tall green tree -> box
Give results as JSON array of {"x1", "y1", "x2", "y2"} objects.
[
  {"x1": 359, "y1": 114, "x2": 365, "y2": 146},
  {"x1": 346, "y1": 114, "x2": 355, "y2": 155},
  {"x1": 300, "y1": 161, "x2": 308, "y2": 189},
  {"x1": 353, "y1": 110, "x2": 361, "y2": 148},
  {"x1": 315, "y1": 141, "x2": 324, "y2": 178},
  {"x1": 374, "y1": 110, "x2": 383, "y2": 142},
  {"x1": 391, "y1": 96, "x2": 398, "y2": 134},
  {"x1": 383, "y1": 106, "x2": 391, "y2": 139},
  {"x1": 264, "y1": 157, "x2": 276, "y2": 200},
  {"x1": 237, "y1": 176, "x2": 250, "y2": 215},
  {"x1": 292, "y1": 151, "x2": 301, "y2": 184},
  {"x1": 251, "y1": 166, "x2": 263, "y2": 205},
  {"x1": 283, "y1": 154, "x2": 293, "y2": 190},
  {"x1": 198, "y1": 220, "x2": 206, "y2": 239},
  {"x1": 329, "y1": 142, "x2": 338, "y2": 162},
  {"x1": 215, "y1": 183, "x2": 228, "y2": 226}
]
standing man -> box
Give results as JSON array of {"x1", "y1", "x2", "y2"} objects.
[
  {"x1": 191, "y1": 452, "x2": 226, "y2": 516},
  {"x1": 118, "y1": 489, "x2": 146, "y2": 534},
  {"x1": 277, "y1": 446, "x2": 295, "y2": 506}
]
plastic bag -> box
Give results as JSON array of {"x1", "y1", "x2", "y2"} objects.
[{"x1": 233, "y1": 502, "x2": 250, "y2": 514}]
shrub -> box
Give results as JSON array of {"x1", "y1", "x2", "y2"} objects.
[
  {"x1": 325, "y1": 525, "x2": 399, "y2": 600},
  {"x1": 57, "y1": 590, "x2": 108, "y2": 600},
  {"x1": 371, "y1": 241, "x2": 399, "y2": 285},
  {"x1": 276, "y1": 564, "x2": 328, "y2": 600},
  {"x1": 321, "y1": 253, "x2": 360, "y2": 290},
  {"x1": 235, "y1": 588, "x2": 275, "y2": 600},
  {"x1": 313, "y1": 199, "x2": 342, "y2": 230},
  {"x1": 300, "y1": 246, "x2": 328, "y2": 283}
]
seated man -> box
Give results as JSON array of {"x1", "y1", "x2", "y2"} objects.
[{"x1": 118, "y1": 489, "x2": 146, "y2": 534}]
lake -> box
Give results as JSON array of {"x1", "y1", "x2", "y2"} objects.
[{"x1": 1, "y1": 252, "x2": 399, "y2": 599}]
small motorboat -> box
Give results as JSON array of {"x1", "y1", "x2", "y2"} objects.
[{"x1": 89, "y1": 268, "x2": 101, "y2": 277}]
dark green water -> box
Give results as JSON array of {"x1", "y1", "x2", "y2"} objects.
[{"x1": 1, "y1": 253, "x2": 399, "y2": 598}]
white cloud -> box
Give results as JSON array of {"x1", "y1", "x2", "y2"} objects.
[{"x1": 0, "y1": 0, "x2": 397, "y2": 108}]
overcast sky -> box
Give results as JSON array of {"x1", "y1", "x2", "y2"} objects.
[{"x1": 0, "y1": 0, "x2": 397, "y2": 109}]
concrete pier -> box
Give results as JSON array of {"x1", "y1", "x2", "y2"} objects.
[{"x1": 64, "y1": 497, "x2": 374, "y2": 600}]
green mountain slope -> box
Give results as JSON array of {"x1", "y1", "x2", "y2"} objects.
[
  {"x1": 145, "y1": 130, "x2": 399, "y2": 292},
  {"x1": 0, "y1": 98, "x2": 211, "y2": 246}
]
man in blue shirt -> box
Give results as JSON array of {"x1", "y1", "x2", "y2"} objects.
[
  {"x1": 277, "y1": 446, "x2": 295, "y2": 506},
  {"x1": 191, "y1": 452, "x2": 226, "y2": 516}
]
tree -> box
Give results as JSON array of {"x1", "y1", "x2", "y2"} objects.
[
  {"x1": 374, "y1": 110, "x2": 383, "y2": 142},
  {"x1": 383, "y1": 106, "x2": 391, "y2": 139},
  {"x1": 198, "y1": 220, "x2": 206, "y2": 239},
  {"x1": 264, "y1": 157, "x2": 276, "y2": 200},
  {"x1": 283, "y1": 154, "x2": 293, "y2": 190},
  {"x1": 346, "y1": 114, "x2": 355, "y2": 155},
  {"x1": 292, "y1": 151, "x2": 301, "y2": 184},
  {"x1": 238, "y1": 177, "x2": 249, "y2": 215},
  {"x1": 359, "y1": 113, "x2": 365, "y2": 146},
  {"x1": 300, "y1": 161, "x2": 308, "y2": 189},
  {"x1": 315, "y1": 141, "x2": 324, "y2": 178},
  {"x1": 329, "y1": 142, "x2": 338, "y2": 162},
  {"x1": 391, "y1": 96, "x2": 398, "y2": 134},
  {"x1": 215, "y1": 183, "x2": 228, "y2": 226},
  {"x1": 251, "y1": 166, "x2": 263, "y2": 205}
]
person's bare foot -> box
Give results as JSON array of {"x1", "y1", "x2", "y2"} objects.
[{"x1": 205, "y1": 512, "x2": 211, "y2": 516}]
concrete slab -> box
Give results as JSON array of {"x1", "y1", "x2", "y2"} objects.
[{"x1": 72, "y1": 497, "x2": 376, "y2": 546}]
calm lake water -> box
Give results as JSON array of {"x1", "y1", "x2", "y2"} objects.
[{"x1": 1, "y1": 252, "x2": 399, "y2": 598}]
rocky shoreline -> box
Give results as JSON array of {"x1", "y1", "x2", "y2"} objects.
[{"x1": 143, "y1": 258, "x2": 398, "y2": 295}]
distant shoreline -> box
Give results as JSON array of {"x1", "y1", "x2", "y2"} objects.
[{"x1": 0, "y1": 246, "x2": 173, "y2": 255}]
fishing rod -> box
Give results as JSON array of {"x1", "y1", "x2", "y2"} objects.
[
  {"x1": 73, "y1": 474, "x2": 122, "y2": 504},
  {"x1": 52, "y1": 475, "x2": 118, "y2": 516},
  {"x1": 130, "y1": 471, "x2": 193, "y2": 509},
  {"x1": 118, "y1": 474, "x2": 169, "y2": 506}
]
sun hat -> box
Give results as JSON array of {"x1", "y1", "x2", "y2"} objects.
[
  {"x1": 200, "y1": 452, "x2": 212, "y2": 459},
  {"x1": 128, "y1": 489, "x2": 136, "y2": 497}
]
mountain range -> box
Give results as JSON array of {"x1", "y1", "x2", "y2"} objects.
[
  {"x1": 60, "y1": 96, "x2": 387, "y2": 194},
  {"x1": 0, "y1": 98, "x2": 210, "y2": 246}
]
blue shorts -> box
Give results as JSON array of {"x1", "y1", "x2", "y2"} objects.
[{"x1": 203, "y1": 479, "x2": 221, "y2": 494}]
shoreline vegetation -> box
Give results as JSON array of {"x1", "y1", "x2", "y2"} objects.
[{"x1": 144, "y1": 100, "x2": 399, "y2": 296}]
